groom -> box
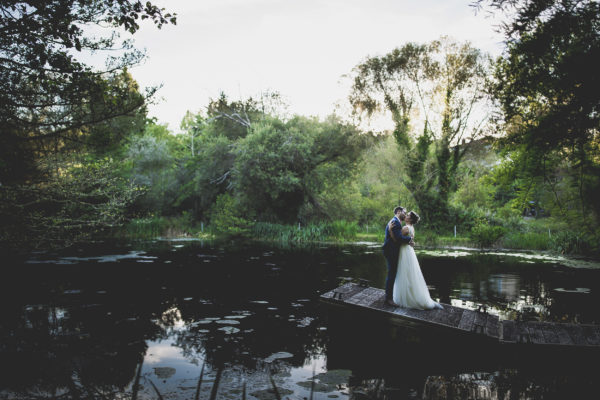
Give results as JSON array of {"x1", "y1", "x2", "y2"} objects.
[{"x1": 382, "y1": 206, "x2": 414, "y2": 307}]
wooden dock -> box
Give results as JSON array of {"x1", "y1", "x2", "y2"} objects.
[{"x1": 321, "y1": 282, "x2": 600, "y2": 349}]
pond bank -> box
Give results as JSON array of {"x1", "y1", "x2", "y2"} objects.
[{"x1": 150, "y1": 234, "x2": 600, "y2": 270}]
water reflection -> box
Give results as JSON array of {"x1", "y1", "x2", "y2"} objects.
[{"x1": 1, "y1": 241, "x2": 599, "y2": 399}]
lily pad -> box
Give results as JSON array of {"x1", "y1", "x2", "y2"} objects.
[
  {"x1": 215, "y1": 319, "x2": 241, "y2": 325},
  {"x1": 314, "y1": 370, "x2": 352, "y2": 385},
  {"x1": 153, "y1": 367, "x2": 176, "y2": 379},
  {"x1": 250, "y1": 388, "x2": 294, "y2": 400},
  {"x1": 296, "y1": 381, "x2": 332, "y2": 392},
  {"x1": 264, "y1": 351, "x2": 294, "y2": 362},
  {"x1": 217, "y1": 326, "x2": 240, "y2": 334},
  {"x1": 554, "y1": 287, "x2": 591, "y2": 293}
]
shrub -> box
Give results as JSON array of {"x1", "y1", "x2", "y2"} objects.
[
  {"x1": 209, "y1": 194, "x2": 251, "y2": 235},
  {"x1": 470, "y1": 222, "x2": 506, "y2": 248},
  {"x1": 549, "y1": 231, "x2": 591, "y2": 255}
]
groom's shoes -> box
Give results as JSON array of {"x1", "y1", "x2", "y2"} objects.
[{"x1": 385, "y1": 298, "x2": 399, "y2": 307}]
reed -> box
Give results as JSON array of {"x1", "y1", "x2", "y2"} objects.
[{"x1": 251, "y1": 221, "x2": 358, "y2": 242}]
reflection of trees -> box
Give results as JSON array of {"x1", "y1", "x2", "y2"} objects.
[
  {"x1": 0, "y1": 264, "x2": 174, "y2": 399},
  {"x1": 169, "y1": 292, "x2": 327, "y2": 370},
  {"x1": 0, "y1": 303, "x2": 159, "y2": 399}
]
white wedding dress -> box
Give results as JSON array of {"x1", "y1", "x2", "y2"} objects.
[{"x1": 392, "y1": 225, "x2": 442, "y2": 310}]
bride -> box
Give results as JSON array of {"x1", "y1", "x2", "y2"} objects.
[{"x1": 392, "y1": 211, "x2": 443, "y2": 310}]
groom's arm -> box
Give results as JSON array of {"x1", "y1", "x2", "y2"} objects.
[{"x1": 389, "y1": 221, "x2": 412, "y2": 244}]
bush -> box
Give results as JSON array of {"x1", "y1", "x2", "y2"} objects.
[
  {"x1": 549, "y1": 231, "x2": 592, "y2": 255},
  {"x1": 470, "y1": 222, "x2": 506, "y2": 248},
  {"x1": 209, "y1": 194, "x2": 251, "y2": 235}
]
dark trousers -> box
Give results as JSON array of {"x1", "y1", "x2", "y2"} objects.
[{"x1": 383, "y1": 248, "x2": 399, "y2": 300}]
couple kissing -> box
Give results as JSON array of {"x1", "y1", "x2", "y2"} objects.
[{"x1": 381, "y1": 206, "x2": 443, "y2": 310}]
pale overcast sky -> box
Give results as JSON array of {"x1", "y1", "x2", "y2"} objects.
[{"x1": 124, "y1": 0, "x2": 505, "y2": 132}]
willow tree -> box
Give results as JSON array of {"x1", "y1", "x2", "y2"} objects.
[{"x1": 349, "y1": 37, "x2": 491, "y2": 226}]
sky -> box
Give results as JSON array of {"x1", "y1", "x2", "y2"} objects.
[{"x1": 119, "y1": 0, "x2": 506, "y2": 133}]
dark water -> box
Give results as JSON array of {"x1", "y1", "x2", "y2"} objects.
[{"x1": 1, "y1": 240, "x2": 599, "y2": 399}]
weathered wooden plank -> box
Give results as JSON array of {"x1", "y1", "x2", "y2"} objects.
[
  {"x1": 430, "y1": 305, "x2": 461, "y2": 327},
  {"x1": 368, "y1": 294, "x2": 388, "y2": 310},
  {"x1": 582, "y1": 324, "x2": 600, "y2": 346},
  {"x1": 363, "y1": 287, "x2": 383, "y2": 304},
  {"x1": 404, "y1": 308, "x2": 437, "y2": 323},
  {"x1": 353, "y1": 294, "x2": 369, "y2": 307},
  {"x1": 322, "y1": 283, "x2": 365, "y2": 301},
  {"x1": 344, "y1": 285, "x2": 372, "y2": 305},
  {"x1": 345, "y1": 292, "x2": 364, "y2": 305},
  {"x1": 485, "y1": 315, "x2": 500, "y2": 338},
  {"x1": 472, "y1": 311, "x2": 488, "y2": 334},
  {"x1": 500, "y1": 320, "x2": 517, "y2": 343},
  {"x1": 425, "y1": 308, "x2": 448, "y2": 326},
  {"x1": 553, "y1": 325, "x2": 575, "y2": 346},
  {"x1": 392, "y1": 307, "x2": 411, "y2": 317},
  {"x1": 527, "y1": 322, "x2": 546, "y2": 344},
  {"x1": 322, "y1": 284, "x2": 600, "y2": 348},
  {"x1": 562, "y1": 324, "x2": 588, "y2": 346},
  {"x1": 358, "y1": 292, "x2": 378, "y2": 308},
  {"x1": 457, "y1": 309, "x2": 476, "y2": 331},
  {"x1": 327, "y1": 282, "x2": 351, "y2": 292},
  {"x1": 516, "y1": 322, "x2": 532, "y2": 344},
  {"x1": 444, "y1": 306, "x2": 464, "y2": 328},
  {"x1": 533, "y1": 322, "x2": 560, "y2": 345}
]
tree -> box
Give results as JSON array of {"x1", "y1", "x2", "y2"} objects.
[
  {"x1": 174, "y1": 93, "x2": 287, "y2": 221},
  {"x1": 0, "y1": 158, "x2": 143, "y2": 249},
  {"x1": 475, "y1": 0, "x2": 600, "y2": 230},
  {"x1": 350, "y1": 38, "x2": 492, "y2": 226},
  {"x1": 232, "y1": 115, "x2": 366, "y2": 223},
  {"x1": 0, "y1": 0, "x2": 176, "y2": 182}
]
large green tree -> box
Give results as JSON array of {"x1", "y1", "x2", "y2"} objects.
[
  {"x1": 0, "y1": 0, "x2": 176, "y2": 182},
  {"x1": 233, "y1": 115, "x2": 367, "y2": 223},
  {"x1": 476, "y1": 0, "x2": 600, "y2": 231},
  {"x1": 350, "y1": 38, "x2": 491, "y2": 226}
]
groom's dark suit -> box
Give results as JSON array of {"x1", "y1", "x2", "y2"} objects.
[{"x1": 382, "y1": 216, "x2": 412, "y2": 300}]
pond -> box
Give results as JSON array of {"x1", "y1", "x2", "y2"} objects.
[{"x1": 1, "y1": 240, "x2": 599, "y2": 399}]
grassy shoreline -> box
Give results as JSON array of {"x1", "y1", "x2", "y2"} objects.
[{"x1": 117, "y1": 216, "x2": 599, "y2": 256}]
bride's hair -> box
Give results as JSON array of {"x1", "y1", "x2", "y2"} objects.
[{"x1": 408, "y1": 211, "x2": 420, "y2": 224}]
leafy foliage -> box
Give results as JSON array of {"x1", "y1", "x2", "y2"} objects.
[
  {"x1": 0, "y1": 1, "x2": 175, "y2": 182},
  {"x1": 232, "y1": 115, "x2": 367, "y2": 222},
  {"x1": 469, "y1": 221, "x2": 507, "y2": 247},
  {"x1": 0, "y1": 158, "x2": 143, "y2": 249},
  {"x1": 478, "y1": 0, "x2": 600, "y2": 238},
  {"x1": 349, "y1": 37, "x2": 492, "y2": 225},
  {"x1": 209, "y1": 194, "x2": 250, "y2": 235}
]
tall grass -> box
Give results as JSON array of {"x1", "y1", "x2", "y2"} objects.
[
  {"x1": 502, "y1": 232, "x2": 550, "y2": 250},
  {"x1": 251, "y1": 221, "x2": 358, "y2": 242},
  {"x1": 118, "y1": 214, "x2": 196, "y2": 240}
]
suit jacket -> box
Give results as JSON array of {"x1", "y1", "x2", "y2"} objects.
[{"x1": 382, "y1": 216, "x2": 412, "y2": 255}]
